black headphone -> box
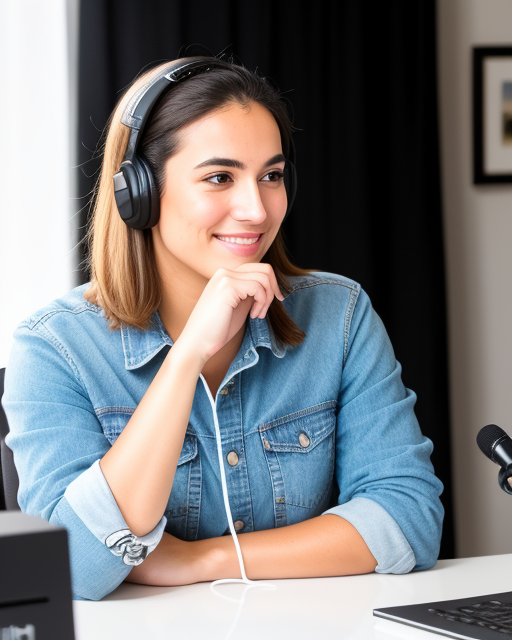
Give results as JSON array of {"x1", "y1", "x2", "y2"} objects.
[{"x1": 113, "y1": 56, "x2": 297, "y2": 230}]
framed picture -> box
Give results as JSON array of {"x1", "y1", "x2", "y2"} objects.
[{"x1": 473, "y1": 46, "x2": 512, "y2": 184}]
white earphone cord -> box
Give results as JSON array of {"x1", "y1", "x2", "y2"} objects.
[{"x1": 200, "y1": 375, "x2": 276, "y2": 592}]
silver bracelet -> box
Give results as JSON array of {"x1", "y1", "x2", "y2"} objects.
[{"x1": 105, "y1": 529, "x2": 149, "y2": 566}]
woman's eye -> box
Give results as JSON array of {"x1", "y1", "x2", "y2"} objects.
[
  {"x1": 205, "y1": 173, "x2": 231, "y2": 185},
  {"x1": 262, "y1": 171, "x2": 284, "y2": 182}
]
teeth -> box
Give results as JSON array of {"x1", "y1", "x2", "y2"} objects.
[{"x1": 217, "y1": 236, "x2": 260, "y2": 245}]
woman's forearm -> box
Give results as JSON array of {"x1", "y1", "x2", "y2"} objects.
[
  {"x1": 199, "y1": 514, "x2": 377, "y2": 580},
  {"x1": 126, "y1": 515, "x2": 377, "y2": 587},
  {"x1": 100, "y1": 340, "x2": 206, "y2": 537}
]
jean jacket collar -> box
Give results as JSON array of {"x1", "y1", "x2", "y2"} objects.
[{"x1": 120, "y1": 311, "x2": 286, "y2": 371}]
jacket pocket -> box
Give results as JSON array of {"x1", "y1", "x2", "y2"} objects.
[{"x1": 259, "y1": 400, "x2": 337, "y2": 510}]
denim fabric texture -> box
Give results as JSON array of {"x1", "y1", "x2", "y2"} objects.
[{"x1": 2, "y1": 271, "x2": 444, "y2": 600}]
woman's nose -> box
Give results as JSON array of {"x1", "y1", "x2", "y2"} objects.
[{"x1": 231, "y1": 179, "x2": 267, "y2": 222}]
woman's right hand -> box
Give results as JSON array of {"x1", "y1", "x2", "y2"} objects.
[{"x1": 177, "y1": 262, "x2": 285, "y2": 364}]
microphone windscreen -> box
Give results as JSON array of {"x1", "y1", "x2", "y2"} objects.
[{"x1": 477, "y1": 424, "x2": 507, "y2": 459}]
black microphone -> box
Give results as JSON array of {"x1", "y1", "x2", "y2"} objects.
[{"x1": 477, "y1": 424, "x2": 512, "y2": 494}]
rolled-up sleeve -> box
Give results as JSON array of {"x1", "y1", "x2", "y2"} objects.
[
  {"x1": 321, "y1": 287, "x2": 444, "y2": 573},
  {"x1": 322, "y1": 497, "x2": 415, "y2": 573},
  {"x1": 2, "y1": 321, "x2": 166, "y2": 600}
]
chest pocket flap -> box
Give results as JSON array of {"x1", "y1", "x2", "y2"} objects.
[
  {"x1": 177, "y1": 428, "x2": 198, "y2": 464},
  {"x1": 259, "y1": 400, "x2": 337, "y2": 452}
]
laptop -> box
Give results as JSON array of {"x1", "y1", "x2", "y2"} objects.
[{"x1": 374, "y1": 591, "x2": 512, "y2": 638}]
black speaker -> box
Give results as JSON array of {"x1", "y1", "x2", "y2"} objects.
[{"x1": 0, "y1": 512, "x2": 75, "y2": 640}]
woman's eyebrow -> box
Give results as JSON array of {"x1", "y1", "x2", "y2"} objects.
[{"x1": 193, "y1": 153, "x2": 285, "y2": 170}]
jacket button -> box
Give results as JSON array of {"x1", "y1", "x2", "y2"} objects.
[
  {"x1": 220, "y1": 388, "x2": 229, "y2": 395},
  {"x1": 263, "y1": 439, "x2": 270, "y2": 451},
  {"x1": 227, "y1": 451, "x2": 239, "y2": 466},
  {"x1": 234, "y1": 520, "x2": 245, "y2": 531},
  {"x1": 299, "y1": 432, "x2": 310, "y2": 448}
]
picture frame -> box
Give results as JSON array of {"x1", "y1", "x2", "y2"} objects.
[{"x1": 473, "y1": 46, "x2": 512, "y2": 184}]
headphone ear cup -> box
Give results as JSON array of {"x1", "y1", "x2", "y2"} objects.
[
  {"x1": 113, "y1": 162, "x2": 138, "y2": 226},
  {"x1": 283, "y1": 160, "x2": 297, "y2": 223},
  {"x1": 136, "y1": 156, "x2": 160, "y2": 229},
  {"x1": 113, "y1": 157, "x2": 160, "y2": 229}
]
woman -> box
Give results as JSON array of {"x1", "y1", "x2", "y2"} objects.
[{"x1": 2, "y1": 56, "x2": 444, "y2": 601}]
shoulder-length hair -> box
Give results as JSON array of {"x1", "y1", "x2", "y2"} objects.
[{"x1": 84, "y1": 56, "x2": 314, "y2": 348}]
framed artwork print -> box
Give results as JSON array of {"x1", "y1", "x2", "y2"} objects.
[{"x1": 473, "y1": 46, "x2": 512, "y2": 184}]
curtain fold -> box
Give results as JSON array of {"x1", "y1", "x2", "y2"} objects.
[{"x1": 76, "y1": 0, "x2": 454, "y2": 559}]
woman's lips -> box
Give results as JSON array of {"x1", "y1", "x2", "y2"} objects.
[{"x1": 213, "y1": 233, "x2": 263, "y2": 256}]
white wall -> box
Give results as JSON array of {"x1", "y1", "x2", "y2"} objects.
[
  {"x1": 0, "y1": 0, "x2": 80, "y2": 369},
  {"x1": 438, "y1": 0, "x2": 512, "y2": 557}
]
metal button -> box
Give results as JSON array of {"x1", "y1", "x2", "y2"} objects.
[
  {"x1": 299, "y1": 432, "x2": 310, "y2": 448},
  {"x1": 263, "y1": 439, "x2": 270, "y2": 451},
  {"x1": 234, "y1": 520, "x2": 245, "y2": 531},
  {"x1": 220, "y1": 388, "x2": 228, "y2": 395},
  {"x1": 227, "y1": 451, "x2": 239, "y2": 466}
]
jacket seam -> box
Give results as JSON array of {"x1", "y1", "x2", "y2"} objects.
[
  {"x1": 285, "y1": 278, "x2": 359, "y2": 297},
  {"x1": 343, "y1": 285, "x2": 361, "y2": 367},
  {"x1": 32, "y1": 321, "x2": 86, "y2": 390},
  {"x1": 284, "y1": 276, "x2": 361, "y2": 368},
  {"x1": 24, "y1": 305, "x2": 100, "y2": 330}
]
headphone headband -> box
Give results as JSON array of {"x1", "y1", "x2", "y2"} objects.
[{"x1": 120, "y1": 57, "x2": 234, "y2": 162}]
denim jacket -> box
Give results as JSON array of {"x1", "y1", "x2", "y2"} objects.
[{"x1": 2, "y1": 271, "x2": 444, "y2": 600}]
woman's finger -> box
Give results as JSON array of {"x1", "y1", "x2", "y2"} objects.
[
  {"x1": 232, "y1": 279, "x2": 268, "y2": 313},
  {"x1": 225, "y1": 269, "x2": 280, "y2": 315},
  {"x1": 233, "y1": 262, "x2": 285, "y2": 301}
]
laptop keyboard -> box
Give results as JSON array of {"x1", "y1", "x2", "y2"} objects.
[{"x1": 429, "y1": 600, "x2": 512, "y2": 634}]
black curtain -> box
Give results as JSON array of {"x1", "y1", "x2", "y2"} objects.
[{"x1": 76, "y1": 0, "x2": 454, "y2": 559}]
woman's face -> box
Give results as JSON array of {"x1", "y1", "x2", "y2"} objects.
[{"x1": 152, "y1": 100, "x2": 287, "y2": 283}]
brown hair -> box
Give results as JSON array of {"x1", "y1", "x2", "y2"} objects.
[{"x1": 84, "y1": 57, "x2": 314, "y2": 348}]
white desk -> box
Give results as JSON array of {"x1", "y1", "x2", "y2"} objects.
[{"x1": 73, "y1": 554, "x2": 512, "y2": 639}]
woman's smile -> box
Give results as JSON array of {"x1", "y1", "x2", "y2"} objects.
[{"x1": 213, "y1": 232, "x2": 264, "y2": 256}]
